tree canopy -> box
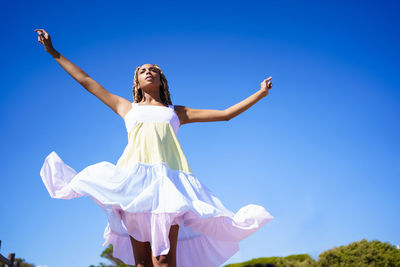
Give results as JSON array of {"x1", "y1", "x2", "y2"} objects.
[
  {"x1": 224, "y1": 239, "x2": 400, "y2": 267},
  {"x1": 317, "y1": 238, "x2": 400, "y2": 267}
]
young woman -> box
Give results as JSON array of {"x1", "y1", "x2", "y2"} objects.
[{"x1": 36, "y1": 28, "x2": 274, "y2": 267}]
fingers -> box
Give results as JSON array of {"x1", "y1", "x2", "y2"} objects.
[
  {"x1": 35, "y1": 29, "x2": 44, "y2": 38},
  {"x1": 264, "y1": 77, "x2": 273, "y2": 88},
  {"x1": 261, "y1": 77, "x2": 272, "y2": 83},
  {"x1": 34, "y1": 29, "x2": 45, "y2": 34},
  {"x1": 42, "y1": 29, "x2": 49, "y2": 38},
  {"x1": 35, "y1": 29, "x2": 49, "y2": 46},
  {"x1": 34, "y1": 29, "x2": 48, "y2": 38},
  {"x1": 261, "y1": 76, "x2": 273, "y2": 90},
  {"x1": 38, "y1": 35, "x2": 43, "y2": 44}
]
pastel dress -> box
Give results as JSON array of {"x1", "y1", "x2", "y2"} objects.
[{"x1": 40, "y1": 102, "x2": 274, "y2": 267}]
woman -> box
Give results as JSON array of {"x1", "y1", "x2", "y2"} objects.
[{"x1": 35, "y1": 28, "x2": 274, "y2": 267}]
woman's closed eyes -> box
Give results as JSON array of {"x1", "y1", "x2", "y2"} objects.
[{"x1": 140, "y1": 68, "x2": 157, "y2": 73}]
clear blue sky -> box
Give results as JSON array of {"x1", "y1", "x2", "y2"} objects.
[{"x1": 1, "y1": 1, "x2": 399, "y2": 266}]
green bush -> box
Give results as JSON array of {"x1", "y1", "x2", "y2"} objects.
[
  {"x1": 317, "y1": 239, "x2": 400, "y2": 267},
  {"x1": 224, "y1": 254, "x2": 317, "y2": 267},
  {"x1": 224, "y1": 239, "x2": 400, "y2": 267}
]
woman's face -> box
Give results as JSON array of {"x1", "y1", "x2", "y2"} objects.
[{"x1": 137, "y1": 64, "x2": 161, "y2": 91}]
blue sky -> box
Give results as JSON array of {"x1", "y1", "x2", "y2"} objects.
[{"x1": 0, "y1": 0, "x2": 399, "y2": 266}]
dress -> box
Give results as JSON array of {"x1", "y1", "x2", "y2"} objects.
[{"x1": 40, "y1": 102, "x2": 274, "y2": 267}]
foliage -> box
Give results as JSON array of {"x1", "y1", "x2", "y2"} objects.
[
  {"x1": 224, "y1": 254, "x2": 316, "y2": 267},
  {"x1": 0, "y1": 257, "x2": 35, "y2": 267},
  {"x1": 317, "y1": 238, "x2": 400, "y2": 267},
  {"x1": 224, "y1": 239, "x2": 400, "y2": 267},
  {"x1": 89, "y1": 244, "x2": 135, "y2": 267}
]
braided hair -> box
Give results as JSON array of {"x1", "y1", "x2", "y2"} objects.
[{"x1": 132, "y1": 64, "x2": 173, "y2": 105}]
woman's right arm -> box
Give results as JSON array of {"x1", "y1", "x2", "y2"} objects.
[{"x1": 34, "y1": 29, "x2": 132, "y2": 119}]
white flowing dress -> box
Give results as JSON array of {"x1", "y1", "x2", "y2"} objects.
[{"x1": 40, "y1": 102, "x2": 274, "y2": 267}]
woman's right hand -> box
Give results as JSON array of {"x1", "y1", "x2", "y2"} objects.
[
  {"x1": 259, "y1": 76, "x2": 273, "y2": 97},
  {"x1": 34, "y1": 29, "x2": 54, "y2": 52}
]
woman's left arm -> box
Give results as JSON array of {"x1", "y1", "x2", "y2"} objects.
[{"x1": 175, "y1": 77, "x2": 273, "y2": 125}]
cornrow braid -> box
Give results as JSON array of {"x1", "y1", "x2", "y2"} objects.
[{"x1": 132, "y1": 64, "x2": 173, "y2": 105}]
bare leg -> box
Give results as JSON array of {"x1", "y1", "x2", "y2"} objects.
[
  {"x1": 130, "y1": 224, "x2": 179, "y2": 267},
  {"x1": 152, "y1": 224, "x2": 180, "y2": 267},
  {"x1": 130, "y1": 235, "x2": 153, "y2": 267}
]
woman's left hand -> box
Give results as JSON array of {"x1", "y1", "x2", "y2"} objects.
[{"x1": 260, "y1": 76, "x2": 273, "y2": 97}]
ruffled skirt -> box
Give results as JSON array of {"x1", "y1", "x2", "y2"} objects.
[{"x1": 40, "y1": 151, "x2": 273, "y2": 267}]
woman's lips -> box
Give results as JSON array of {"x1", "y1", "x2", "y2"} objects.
[{"x1": 145, "y1": 76, "x2": 153, "y2": 80}]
